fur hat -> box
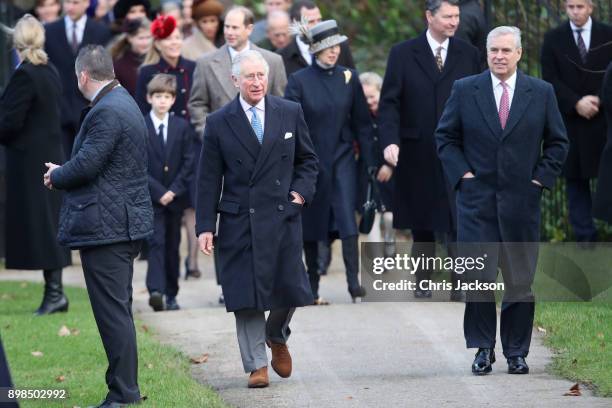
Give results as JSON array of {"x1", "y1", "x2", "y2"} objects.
[
  {"x1": 192, "y1": 0, "x2": 224, "y2": 22},
  {"x1": 151, "y1": 14, "x2": 177, "y2": 40},
  {"x1": 113, "y1": 0, "x2": 151, "y2": 21}
]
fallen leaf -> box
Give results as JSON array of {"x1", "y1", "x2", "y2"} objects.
[
  {"x1": 141, "y1": 325, "x2": 149, "y2": 333},
  {"x1": 571, "y1": 358, "x2": 578, "y2": 365},
  {"x1": 537, "y1": 326, "x2": 547, "y2": 334},
  {"x1": 146, "y1": 363, "x2": 154, "y2": 369},
  {"x1": 1, "y1": 293, "x2": 14, "y2": 300},
  {"x1": 31, "y1": 351, "x2": 43, "y2": 357},
  {"x1": 346, "y1": 396, "x2": 353, "y2": 400},
  {"x1": 563, "y1": 383, "x2": 581, "y2": 396},
  {"x1": 20, "y1": 282, "x2": 27, "y2": 288},
  {"x1": 4, "y1": 324, "x2": 10, "y2": 330},
  {"x1": 596, "y1": 332, "x2": 604, "y2": 340},
  {"x1": 70, "y1": 328, "x2": 80, "y2": 336},
  {"x1": 56, "y1": 375, "x2": 65, "y2": 382},
  {"x1": 190, "y1": 353, "x2": 209, "y2": 364},
  {"x1": 58, "y1": 325, "x2": 71, "y2": 337}
]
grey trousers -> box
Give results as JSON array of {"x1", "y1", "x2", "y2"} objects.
[{"x1": 234, "y1": 308, "x2": 295, "y2": 373}]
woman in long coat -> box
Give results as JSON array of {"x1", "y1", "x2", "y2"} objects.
[
  {"x1": 594, "y1": 62, "x2": 612, "y2": 223},
  {"x1": 0, "y1": 15, "x2": 71, "y2": 315},
  {"x1": 285, "y1": 20, "x2": 376, "y2": 303}
]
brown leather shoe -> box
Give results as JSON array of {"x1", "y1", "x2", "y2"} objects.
[
  {"x1": 267, "y1": 341, "x2": 292, "y2": 378},
  {"x1": 248, "y1": 366, "x2": 269, "y2": 388}
]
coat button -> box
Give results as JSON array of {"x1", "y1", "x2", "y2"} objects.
[
  {"x1": 181, "y1": 88, "x2": 186, "y2": 93},
  {"x1": 164, "y1": 166, "x2": 169, "y2": 172},
  {"x1": 275, "y1": 179, "x2": 280, "y2": 186},
  {"x1": 180, "y1": 68, "x2": 185, "y2": 73},
  {"x1": 278, "y1": 205, "x2": 284, "y2": 211},
  {"x1": 249, "y1": 208, "x2": 255, "y2": 214},
  {"x1": 77, "y1": 204, "x2": 83, "y2": 209},
  {"x1": 181, "y1": 110, "x2": 187, "y2": 115}
]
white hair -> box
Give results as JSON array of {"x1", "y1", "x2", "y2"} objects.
[
  {"x1": 231, "y1": 50, "x2": 270, "y2": 78},
  {"x1": 486, "y1": 26, "x2": 522, "y2": 50},
  {"x1": 359, "y1": 72, "x2": 383, "y2": 91}
]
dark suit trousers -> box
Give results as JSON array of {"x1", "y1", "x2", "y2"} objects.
[
  {"x1": 463, "y1": 245, "x2": 535, "y2": 359},
  {"x1": 304, "y1": 235, "x2": 360, "y2": 299},
  {"x1": 80, "y1": 241, "x2": 142, "y2": 404},
  {"x1": 566, "y1": 178, "x2": 597, "y2": 242},
  {"x1": 146, "y1": 209, "x2": 182, "y2": 298}
]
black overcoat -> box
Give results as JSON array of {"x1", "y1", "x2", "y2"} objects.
[
  {"x1": 0, "y1": 62, "x2": 71, "y2": 270},
  {"x1": 594, "y1": 62, "x2": 612, "y2": 223},
  {"x1": 541, "y1": 19, "x2": 612, "y2": 179},
  {"x1": 436, "y1": 71, "x2": 569, "y2": 283},
  {"x1": 44, "y1": 17, "x2": 112, "y2": 154},
  {"x1": 378, "y1": 32, "x2": 481, "y2": 231},
  {"x1": 285, "y1": 63, "x2": 376, "y2": 241},
  {"x1": 195, "y1": 95, "x2": 318, "y2": 312}
]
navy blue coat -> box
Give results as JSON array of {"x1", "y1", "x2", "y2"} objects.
[
  {"x1": 285, "y1": 63, "x2": 375, "y2": 241},
  {"x1": 146, "y1": 114, "x2": 195, "y2": 212},
  {"x1": 195, "y1": 95, "x2": 318, "y2": 312},
  {"x1": 44, "y1": 17, "x2": 112, "y2": 134},
  {"x1": 436, "y1": 71, "x2": 569, "y2": 243},
  {"x1": 135, "y1": 57, "x2": 196, "y2": 120},
  {"x1": 51, "y1": 82, "x2": 154, "y2": 248},
  {"x1": 378, "y1": 32, "x2": 481, "y2": 232}
]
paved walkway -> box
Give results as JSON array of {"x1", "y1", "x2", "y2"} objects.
[{"x1": 1, "y1": 241, "x2": 609, "y2": 408}]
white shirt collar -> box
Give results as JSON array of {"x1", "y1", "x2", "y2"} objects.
[
  {"x1": 239, "y1": 95, "x2": 265, "y2": 114},
  {"x1": 491, "y1": 70, "x2": 517, "y2": 91},
  {"x1": 228, "y1": 42, "x2": 251, "y2": 62},
  {"x1": 570, "y1": 16, "x2": 592, "y2": 33},
  {"x1": 295, "y1": 36, "x2": 312, "y2": 65},
  {"x1": 426, "y1": 29, "x2": 450, "y2": 54},
  {"x1": 149, "y1": 111, "x2": 169, "y2": 131},
  {"x1": 65, "y1": 14, "x2": 87, "y2": 32}
]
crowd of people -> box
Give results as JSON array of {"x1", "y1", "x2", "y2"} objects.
[{"x1": 0, "y1": 0, "x2": 611, "y2": 404}]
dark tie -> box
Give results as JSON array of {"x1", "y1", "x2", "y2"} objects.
[
  {"x1": 575, "y1": 28, "x2": 587, "y2": 63},
  {"x1": 158, "y1": 123, "x2": 165, "y2": 149},
  {"x1": 71, "y1": 22, "x2": 79, "y2": 54},
  {"x1": 435, "y1": 46, "x2": 444, "y2": 72}
]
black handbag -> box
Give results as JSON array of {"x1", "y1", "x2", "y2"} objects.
[{"x1": 359, "y1": 172, "x2": 379, "y2": 234}]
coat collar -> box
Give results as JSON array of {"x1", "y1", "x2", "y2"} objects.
[
  {"x1": 473, "y1": 70, "x2": 532, "y2": 139},
  {"x1": 90, "y1": 79, "x2": 120, "y2": 107}
]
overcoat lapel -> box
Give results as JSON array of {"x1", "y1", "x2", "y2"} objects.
[
  {"x1": 501, "y1": 72, "x2": 533, "y2": 139},
  {"x1": 473, "y1": 71, "x2": 502, "y2": 137},
  {"x1": 252, "y1": 96, "x2": 282, "y2": 181},
  {"x1": 225, "y1": 97, "x2": 261, "y2": 160},
  {"x1": 211, "y1": 45, "x2": 238, "y2": 101}
]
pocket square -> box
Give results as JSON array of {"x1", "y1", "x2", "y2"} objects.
[{"x1": 284, "y1": 132, "x2": 293, "y2": 139}]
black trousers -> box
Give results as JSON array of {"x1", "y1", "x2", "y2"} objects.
[
  {"x1": 80, "y1": 240, "x2": 142, "y2": 404},
  {"x1": 304, "y1": 235, "x2": 360, "y2": 299},
  {"x1": 146, "y1": 209, "x2": 182, "y2": 298},
  {"x1": 566, "y1": 178, "x2": 597, "y2": 242}
]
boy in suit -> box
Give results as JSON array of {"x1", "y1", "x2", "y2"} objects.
[{"x1": 145, "y1": 74, "x2": 195, "y2": 311}]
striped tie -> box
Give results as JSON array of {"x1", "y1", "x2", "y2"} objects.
[
  {"x1": 575, "y1": 28, "x2": 588, "y2": 63},
  {"x1": 249, "y1": 107, "x2": 263, "y2": 144}
]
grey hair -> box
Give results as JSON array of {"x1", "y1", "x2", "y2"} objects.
[
  {"x1": 231, "y1": 50, "x2": 270, "y2": 78},
  {"x1": 359, "y1": 72, "x2": 383, "y2": 91},
  {"x1": 486, "y1": 26, "x2": 522, "y2": 50},
  {"x1": 75, "y1": 45, "x2": 115, "y2": 81},
  {"x1": 426, "y1": 0, "x2": 459, "y2": 14}
]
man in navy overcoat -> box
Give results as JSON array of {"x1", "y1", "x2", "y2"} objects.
[
  {"x1": 196, "y1": 50, "x2": 318, "y2": 388},
  {"x1": 436, "y1": 26, "x2": 568, "y2": 376}
]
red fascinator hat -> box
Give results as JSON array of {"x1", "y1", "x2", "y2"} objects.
[{"x1": 151, "y1": 15, "x2": 177, "y2": 40}]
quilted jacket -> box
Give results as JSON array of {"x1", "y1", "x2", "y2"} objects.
[{"x1": 51, "y1": 81, "x2": 154, "y2": 248}]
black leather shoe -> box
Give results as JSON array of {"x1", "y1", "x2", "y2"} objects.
[
  {"x1": 165, "y1": 297, "x2": 180, "y2": 311},
  {"x1": 148, "y1": 291, "x2": 164, "y2": 312},
  {"x1": 507, "y1": 356, "x2": 529, "y2": 374},
  {"x1": 94, "y1": 396, "x2": 146, "y2": 407},
  {"x1": 472, "y1": 348, "x2": 495, "y2": 375},
  {"x1": 414, "y1": 289, "x2": 432, "y2": 298}
]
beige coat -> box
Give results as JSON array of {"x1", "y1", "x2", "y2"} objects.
[
  {"x1": 187, "y1": 43, "x2": 287, "y2": 134},
  {"x1": 181, "y1": 29, "x2": 217, "y2": 61}
]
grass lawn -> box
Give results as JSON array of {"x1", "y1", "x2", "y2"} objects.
[
  {"x1": 0, "y1": 281, "x2": 227, "y2": 407},
  {"x1": 535, "y1": 302, "x2": 612, "y2": 397}
]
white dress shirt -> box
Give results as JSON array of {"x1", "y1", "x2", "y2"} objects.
[
  {"x1": 240, "y1": 95, "x2": 265, "y2": 132},
  {"x1": 64, "y1": 14, "x2": 87, "y2": 45},
  {"x1": 228, "y1": 42, "x2": 251, "y2": 62},
  {"x1": 296, "y1": 36, "x2": 313, "y2": 65},
  {"x1": 570, "y1": 17, "x2": 592, "y2": 51},
  {"x1": 491, "y1": 71, "x2": 517, "y2": 112},
  {"x1": 426, "y1": 29, "x2": 449, "y2": 65},
  {"x1": 150, "y1": 111, "x2": 169, "y2": 144}
]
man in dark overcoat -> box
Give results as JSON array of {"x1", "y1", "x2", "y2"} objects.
[
  {"x1": 436, "y1": 26, "x2": 568, "y2": 375},
  {"x1": 540, "y1": 0, "x2": 612, "y2": 243},
  {"x1": 378, "y1": 0, "x2": 480, "y2": 298},
  {"x1": 44, "y1": 0, "x2": 111, "y2": 158},
  {"x1": 44, "y1": 46, "x2": 153, "y2": 407},
  {"x1": 196, "y1": 50, "x2": 317, "y2": 388}
]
